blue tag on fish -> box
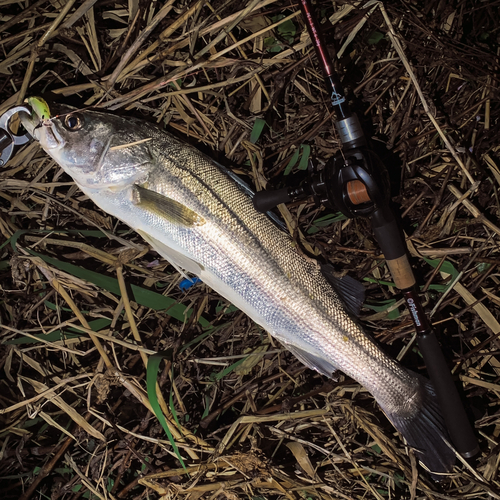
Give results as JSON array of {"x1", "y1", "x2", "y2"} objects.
[{"x1": 179, "y1": 277, "x2": 201, "y2": 291}]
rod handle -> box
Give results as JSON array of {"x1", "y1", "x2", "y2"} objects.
[{"x1": 371, "y1": 211, "x2": 416, "y2": 290}]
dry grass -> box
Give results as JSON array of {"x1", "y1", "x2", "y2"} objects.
[{"x1": 1, "y1": 0, "x2": 500, "y2": 498}]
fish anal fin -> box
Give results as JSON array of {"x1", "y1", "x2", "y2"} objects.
[
  {"x1": 133, "y1": 185, "x2": 205, "y2": 227},
  {"x1": 285, "y1": 344, "x2": 337, "y2": 378}
]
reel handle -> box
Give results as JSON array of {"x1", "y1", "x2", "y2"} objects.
[{"x1": 253, "y1": 187, "x2": 293, "y2": 213}]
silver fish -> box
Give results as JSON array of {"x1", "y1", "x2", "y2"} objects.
[{"x1": 21, "y1": 99, "x2": 455, "y2": 473}]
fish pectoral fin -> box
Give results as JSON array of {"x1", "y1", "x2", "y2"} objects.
[
  {"x1": 137, "y1": 229, "x2": 204, "y2": 278},
  {"x1": 321, "y1": 264, "x2": 366, "y2": 317},
  {"x1": 133, "y1": 185, "x2": 205, "y2": 227},
  {"x1": 284, "y1": 344, "x2": 337, "y2": 378}
]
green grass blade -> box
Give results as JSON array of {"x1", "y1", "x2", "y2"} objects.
[
  {"x1": 4, "y1": 318, "x2": 113, "y2": 345},
  {"x1": 307, "y1": 212, "x2": 346, "y2": 234},
  {"x1": 298, "y1": 144, "x2": 310, "y2": 170},
  {"x1": 364, "y1": 299, "x2": 400, "y2": 319},
  {"x1": 146, "y1": 352, "x2": 186, "y2": 470},
  {"x1": 363, "y1": 277, "x2": 396, "y2": 287},
  {"x1": 284, "y1": 147, "x2": 300, "y2": 175},
  {"x1": 211, "y1": 357, "x2": 248, "y2": 382},
  {"x1": 250, "y1": 118, "x2": 267, "y2": 144},
  {"x1": 26, "y1": 249, "x2": 210, "y2": 327},
  {"x1": 423, "y1": 258, "x2": 459, "y2": 280}
]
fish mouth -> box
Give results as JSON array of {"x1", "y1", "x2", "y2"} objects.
[{"x1": 20, "y1": 97, "x2": 64, "y2": 150}]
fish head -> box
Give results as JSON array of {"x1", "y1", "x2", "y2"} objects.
[{"x1": 20, "y1": 97, "x2": 155, "y2": 189}]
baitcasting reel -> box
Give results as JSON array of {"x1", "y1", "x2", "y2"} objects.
[{"x1": 253, "y1": 135, "x2": 414, "y2": 291}]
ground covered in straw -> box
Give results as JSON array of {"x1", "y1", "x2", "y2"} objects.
[{"x1": 1, "y1": 0, "x2": 500, "y2": 498}]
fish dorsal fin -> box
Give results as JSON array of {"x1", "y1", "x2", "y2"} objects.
[
  {"x1": 321, "y1": 264, "x2": 365, "y2": 317},
  {"x1": 284, "y1": 343, "x2": 337, "y2": 378},
  {"x1": 137, "y1": 229, "x2": 204, "y2": 278},
  {"x1": 133, "y1": 185, "x2": 205, "y2": 227}
]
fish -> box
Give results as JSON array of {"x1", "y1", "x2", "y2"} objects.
[{"x1": 21, "y1": 98, "x2": 455, "y2": 474}]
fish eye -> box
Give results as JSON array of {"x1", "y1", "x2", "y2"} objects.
[{"x1": 63, "y1": 113, "x2": 83, "y2": 131}]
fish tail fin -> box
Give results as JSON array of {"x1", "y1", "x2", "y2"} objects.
[{"x1": 384, "y1": 372, "x2": 456, "y2": 476}]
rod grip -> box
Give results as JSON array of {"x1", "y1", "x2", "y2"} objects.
[
  {"x1": 386, "y1": 255, "x2": 416, "y2": 290},
  {"x1": 371, "y1": 212, "x2": 416, "y2": 289},
  {"x1": 418, "y1": 332, "x2": 479, "y2": 458}
]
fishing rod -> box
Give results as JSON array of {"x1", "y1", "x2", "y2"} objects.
[{"x1": 253, "y1": 0, "x2": 479, "y2": 461}]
